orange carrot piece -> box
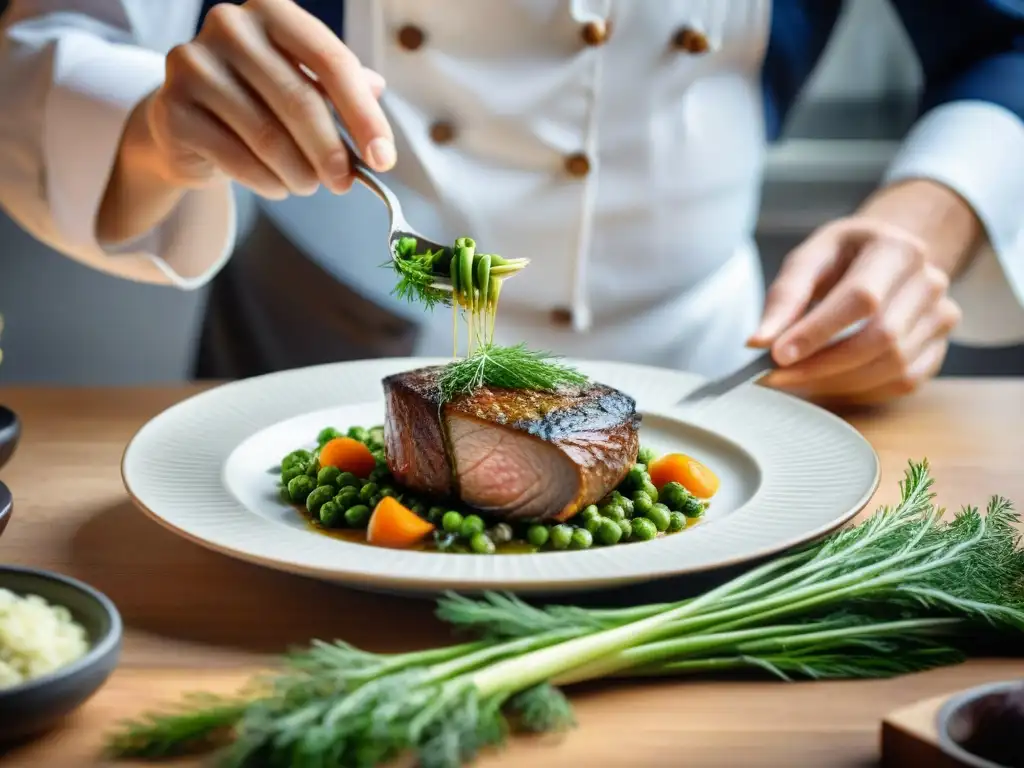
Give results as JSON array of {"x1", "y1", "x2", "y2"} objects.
[
  {"x1": 318, "y1": 437, "x2": 377, "y2": 477},
  {"x1": 367, "y1": 497, "x2": 436, "y2": 549},
  {"x1": 648, "y1": 453, "x2": 720, "y2": 498}
]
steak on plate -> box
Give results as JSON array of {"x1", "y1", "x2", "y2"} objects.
[{"x1": 382, "y1": 366, "x2": 640, "y2": 522}]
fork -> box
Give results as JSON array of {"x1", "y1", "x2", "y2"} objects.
[{"x1": 335, "y1": 125, "x2": 454, "y2": 293}]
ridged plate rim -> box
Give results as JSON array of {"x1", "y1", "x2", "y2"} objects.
[{"x1": 121, "y1": 358, "x2": 880, "y2": 594}]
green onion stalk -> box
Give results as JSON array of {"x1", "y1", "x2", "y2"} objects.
[
  {"x1": 448, "y1": 237, "x2": 527, "y2": 358},
  {"x1": 106, "y1": 461, "x2": 1024, "y2": 768}
]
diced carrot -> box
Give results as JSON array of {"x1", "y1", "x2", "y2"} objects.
[
  {"x1": 367, "y1": 497, "x2": 436, "y2": 549},
  {"x1": 318, "y1": 437, "x2": 377, "y2": 477},
  {"x1": 648, "y1": 453, "x2": 720, "y2": 498}
]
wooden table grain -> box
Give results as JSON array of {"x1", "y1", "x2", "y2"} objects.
[{"x1": 0, "y1": 381, "x2": 1022, "y2": 767}]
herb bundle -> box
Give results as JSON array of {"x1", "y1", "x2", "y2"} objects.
[
  {"x1": 107, "y1": 461, "x2": 1024, "y2": 768},
  {"x1": 390, "y1": 235, "x2": 586, "y2": 399},
  {"x1": 438, "y1": 343, "x2": 588, "y2": 402}
]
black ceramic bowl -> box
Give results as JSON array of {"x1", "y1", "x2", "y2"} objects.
[
  {"x1": 938, "y1": 680, "x2": 1024, "y2": 768},
  {"x1": 0, "y1": 405, "x2": 18, "y2": 470},
  {"x1": 0, "y1": 567, "x2": 122, "y2": 744}
]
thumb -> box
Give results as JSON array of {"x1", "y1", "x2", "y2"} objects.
[{"x1": 748, "y1": 230, "x2": 840, "y2": 349}]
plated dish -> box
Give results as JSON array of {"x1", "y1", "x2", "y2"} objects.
[
  {"x1": 122, "y1": 357, "x2": 879, "y2": 595},
  {"x1": 277, "y1": 363, "x2": 718, "y2": 555}
]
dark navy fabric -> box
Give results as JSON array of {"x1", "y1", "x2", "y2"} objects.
[{"x1": 197, "y1": 0, "x2": 1024, "y2": 141}]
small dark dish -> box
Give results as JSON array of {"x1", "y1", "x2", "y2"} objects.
[
  {"x1": 938, "y1": 680, "x2": 1024, "y2": 768},
  {"x1": 0, "y1": 567, "x2": 122, "y2": 744},
  {"x1": 0, "y1": 405, "x2": 19, "y2": 470}
]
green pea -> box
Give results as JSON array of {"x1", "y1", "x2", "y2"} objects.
[
  {"x1": 646, "y1": 503, "x2": 672, "y2": 532},
  {"x1": 367, "y1": 427, "x2": 385, "y2": 449},
  {"x1": 617, "y1": 518, "x2": 633, "y2": 540},
  {"x1": 600, "y1": 504, "x2": 626, "y2": 522},
  {"x1": 490, "y1": 523, "x2": 514, "y2": 544},
  {"x1": 616, "y1": 495, "x2": 635, "y2": 517},
  {"x1": 409, "y1": 501, "x2": 428, "y2": 517},
  {"x1": 316, "y1": 466, "x2": 343, "y2": 487},
  {"x1": 631, "y1": 517, "x2": 658, "y2": 541},
  {"x1": 460, "y1": 515, "x2": 485, "y2": 538},
  {"x1": 442, "y1": 511, "x2": 464, "y2": 533},
  {"x1": 346, "y1": 426, "x2": 370, "y2": 444},
  {"x1": 335, "y1": 489, "x2": 360, "y2": 509},
  {"x1": 470, "y1": 532, "x2": 496, "y2": 555},
  {"x1": 278, "y1": 486, "x2": 291, "y2": 504},
  {"x1": 668, "y1": 511, "x2": 687, "y2": 533},
  {"x1": 378, "y1": 485, "x2": 397, "y2": 499},
  {"x1": 527, "y1": 525, "x2": 550, "y2": 548},
  {"x1": 550, "y1": 524, "x2": 574, "y2": 550},
  {"x1": 660, "y1": 481, "x2": 691, "y2": 513},
  {"x1": 632, "y1": 492, "x2": 654, "y2": 516},
  {"x1": 286, "y1": 475, "x2": 316, "y2": 503},
  {"x1": 624, "y1": 464, "x2": 647, "y2": 492},
  {"x1": 640, "y1": 481, "x2": 660, "y2": 504},
  {"x1": 369, "y1": 494, "x2": 383, "y2": 508},
  {"x1": 317, "y1": 501, "x2": 343, "y2": 527},
  {"x1": 317, "y1": 427, "x2": 342, "y2": 447},
  {"x1": 584, "y1": 515, "x2": 606, "y2": 535},
  {"x1": 359, "y1": 483, "x2": 379, "y2": 503},
  {"x1": 306, "y1": 485, "x2": 336, "y2": 515},
  {"x1": 368, "y1": 467, "x2": 390, "y2": 483},
  {"x1": 681, "y1": 496, "x2": 706, "y2": 519},
  {"x1": 579, "y1": 505, "x2": 600, "y2": 523},
  {"x1": 427, "y1": 506, "x2": 447, "y2": 524},
  {"x1": 281, "y1": 449, "x2": 313, "y2": 471},
  {"x1": 637, "y1": 446, "x2": 657, "y2": 466},
  {"x1": 281, "y1": 462, "x2": 308, "y2": 484},
  {"x1": 596, "y1": 519, "x2": 622, "y2": 546},
  {"x1": 345, "y1": 504, "x2": 372, "y2": 528},
  {"x1": 336, "y1": 472, "x2": 361, "y2": 490},
  {"x1": 570, "y1": 528, "x2": 593, "y2": 550}
]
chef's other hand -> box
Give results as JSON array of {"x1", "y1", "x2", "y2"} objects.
[
  {"x1": 749, "y1": 207, "x2": 965, "y2": 406},
  {"x1": 99, "y1": 0, "x2": 393, "y2": 243}
]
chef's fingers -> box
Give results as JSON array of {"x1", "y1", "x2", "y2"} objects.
[
  {"x1": 761, "y1": 266, "x2": 945, "y2": 387},
  {"x1": 362, "y1": 67, "x2": 387, "y2": 98},
  {"x1": 160, "y1": 96, "x2": 287, "y2": 199},
  {"x1": 250, "y1": 0, "x2": 396, "y2": 172},
  {"x1": 200, "y1": 3, "x2": 348, "y2": 193},
  {"x1": 818, "y1": 338, "x2": 949, "y2": 407},
  {"x1": 771, "y1": 238, "x2": 923, "y2": 366},
  {"x1": 769, "y1": 299, "x2": 957, "y2": 400},
  {"x1": 749, "y1": 227, "x2": 848, "y2": 348},
  {"x1": 167, "y1": 42, "x2": 318, "y2": 196}
]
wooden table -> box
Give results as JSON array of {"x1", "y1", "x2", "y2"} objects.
[{"x1": 0, "y1": 381, "x2": 1022, "y2": 767}]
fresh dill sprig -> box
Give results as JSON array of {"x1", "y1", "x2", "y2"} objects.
[
  {"x1": 105, "y1": 461, "x2": 1024, "y2": 768},
  {"x1": 438, "y1": 343, "x2": 589, "y2": 402},
  {"x1": 388, "y1": 236, "x2": 452, "y2": 310}
]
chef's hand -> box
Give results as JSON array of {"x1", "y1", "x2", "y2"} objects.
[
  {"x1": 748, "y1": 180, "x2": 982, "y2": 406},
  {"x1": 99, "y1": 0, "x2": 393, "y2": 242}
]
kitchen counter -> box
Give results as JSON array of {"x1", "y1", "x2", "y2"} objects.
[{"x1": 0, "y1": 380, "x2": 1022, "y2": 766}]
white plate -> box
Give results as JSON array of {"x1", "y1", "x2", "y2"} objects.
[{"x1": 121, "y1": 358, "x2": 879, "y2": 595}]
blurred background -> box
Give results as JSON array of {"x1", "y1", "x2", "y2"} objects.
[{"x1": 1, "y1": 0, "x2": 1021, "y2": 385}]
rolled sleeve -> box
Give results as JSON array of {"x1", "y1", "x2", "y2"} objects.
[
  {"x1": 884, "y1": 101, "x2": 1024, "y2": 345},
  {"x1": 0, "y1": 2, "x2": 233, "y2": 289}
]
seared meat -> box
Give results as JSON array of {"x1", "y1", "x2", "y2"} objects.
[{"x1": 382, "y1": 367, "x2": 640, "y2": 521}]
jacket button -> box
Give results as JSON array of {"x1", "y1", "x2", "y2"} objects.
[
  {"x1": 550, "y1": 307, "x2": 574, "y2": 327},
  {"x1": 672, "y1": 26, "x2": 710, "y2": 54},
  {"x1": 580, "y1": 19, "x2": 610, "y2": 46},
  {"x1": 564, "y1": 152, "x2": 591, "y2": 177},
  {"x1": 429, "y1": 121, "x2": 456, "y2": 145},
  {"x1": 397, "y1": 24, "x2": 426, "y2": 51}
]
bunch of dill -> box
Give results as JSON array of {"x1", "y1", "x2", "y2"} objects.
[{"x1": 105, "y1": 461, "x2": 1024, "y2": 768}]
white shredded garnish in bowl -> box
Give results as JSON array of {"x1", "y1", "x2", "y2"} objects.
[{"x1": 0, "y1": 587, "x2": 90, "y2": 689}]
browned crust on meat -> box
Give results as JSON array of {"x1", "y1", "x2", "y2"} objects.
[{"x1": 382, "y1": 365, "x2": 641, "y2": 520}]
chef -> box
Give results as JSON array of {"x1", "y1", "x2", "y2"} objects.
[{"x1": 0, "y1": 0, "x2": 1022, "y2": 405}]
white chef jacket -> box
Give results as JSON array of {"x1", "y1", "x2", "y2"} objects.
[{"x1": 1, "y1": 0, "x2": 1023, "y2": 378}]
